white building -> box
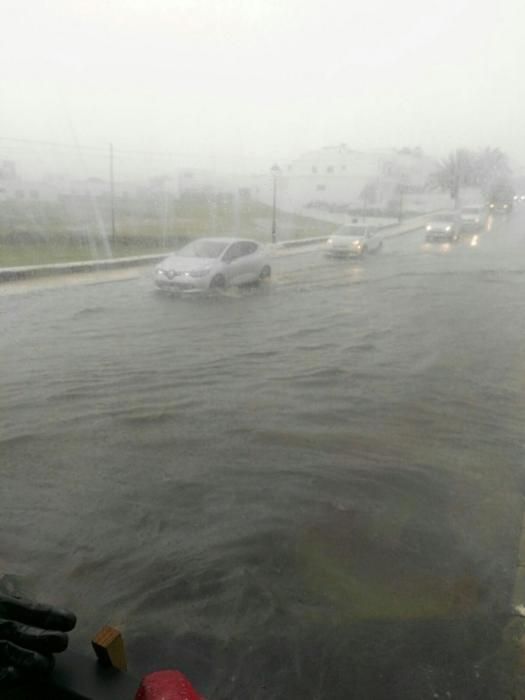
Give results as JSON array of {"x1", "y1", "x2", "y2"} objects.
[
  {"x1": 250, "y1": 145, "x2": 438, "y2": 214},
  {"x1": 0, "y1": 179, "x2": 59, "y2": 203},
  {"x1": 0, "y1": 160, "x2": 16, "y2": 180}
]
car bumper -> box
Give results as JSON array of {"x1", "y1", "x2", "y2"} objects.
[
  {"x1": 425, "y1": 232, "x2": 455, "y2": 242},
  {"x1": 326, "y1": 247, "x2": 363, "y2": 257},
  {"x1": 154, "y1": 276, "x2": 209, "y2": 291},
  {"x1": 461, "y1": 221, "x2": 482, "y2": 231}
]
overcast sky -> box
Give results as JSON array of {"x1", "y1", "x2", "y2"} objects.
[{"x1": 1, "y1": 0, "x2": 523, "y2": 175}]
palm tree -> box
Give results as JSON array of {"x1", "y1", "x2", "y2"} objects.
[
  {"x1": 474, "y1": 147, "x2": 511, "y2": 195},
  {"x1": 428, "y1": 149, "x2": 476, "y2": 209},
  {"x1": 360, "y1": 181, "x2": 378, "y2": 208}
]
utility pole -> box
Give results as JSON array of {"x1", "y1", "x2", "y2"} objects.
[
  {"x1": 398, "y1": 172, "x2": 408, "y2": 223},
  {"x1": 162, "y1": 183, "x2": 168, "y2": 249},
  {"x1": 271, "y1": 163, "x2": 280, "y2": 244},
  {"x1": 109, "y1": 142, "x2": 116, "y2": 243}
]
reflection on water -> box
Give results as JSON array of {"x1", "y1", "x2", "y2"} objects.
[{"x1": 1, "y1": 217, "x2": 525, "y2": 698}]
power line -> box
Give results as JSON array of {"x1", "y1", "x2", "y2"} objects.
[
  {"x1": 0, "y1": 137, "x2": 108, "y2": 154},
  {"x1": 0, "y1": 136, "x2": 267, "y2": 163},
  {"x1": 0, "y1": 136, "x2": 205, "y2": 160}
]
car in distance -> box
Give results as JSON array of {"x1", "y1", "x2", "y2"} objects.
[
  {"x1": 460, "y1": 204, "x2": 487, "y2": 232},
  {"x1": 325, "y1": 225, "x2": 383, "y2": 258},
  {"x1": 154, "y1": 237, "x2": 271, "y2": 291},
  {"x1": 489, "y1": 200, "x2": 513, "y2": 214},
  {"x1": 425, "y1": 213, "x2": 461, "y2": 243}
]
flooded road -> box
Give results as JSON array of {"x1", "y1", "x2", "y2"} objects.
[{"x1": 2, "y1": 214, "x2": 525, "y2": 698}]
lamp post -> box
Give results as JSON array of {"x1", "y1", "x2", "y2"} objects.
[
  {"x1": 398, "y1": 172, "x2": 408, "y2": 224},
  {"x1": 271, "y1": 163, "x2": 281, "y2": 243},
  {"x1": 162, "y1": 181, "x2": 168, "y2": 250},
  {"x1": 109, "y1": 142, "x2": 116, "y2": 244}
]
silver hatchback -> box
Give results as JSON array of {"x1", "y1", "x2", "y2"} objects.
[{"x1": 154, "y1": 237, "x2": 271, "y2": 291}]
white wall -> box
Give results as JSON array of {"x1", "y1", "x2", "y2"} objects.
[{"x1": 251, "y1": 147, "x2": 438, "y2": 213}]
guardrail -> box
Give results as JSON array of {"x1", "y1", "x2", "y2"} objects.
[
  {"x1": 275, "y1": 212, "x2": 436, "y2": 250},
  {"x1": 276, "y1": 236, "x2": 329, "y2": 249},
  {"x1": 0, "y1": 212, "x2": 439, "y2": 283},
  {"x1": 0, "y1": 253, "x2": 166, "y2": 283}
]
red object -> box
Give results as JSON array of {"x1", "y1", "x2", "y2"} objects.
[{"x1": 134, "y1": 670, "x2": 204, "y2": 700}]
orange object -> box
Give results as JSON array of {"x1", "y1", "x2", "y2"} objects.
[{"x1": 91, "y1": 625, "x2": 127, "y2": 671}]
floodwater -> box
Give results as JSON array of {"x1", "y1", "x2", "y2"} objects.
[{"x1": 2, "y1": 214, "x2": 525, "y2": 698}]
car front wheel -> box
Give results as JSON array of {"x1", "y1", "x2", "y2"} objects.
[
  {"x1": 259, "y1": 265, "x2": 271, "y2": 280},
  {"x1": 209, "y1": 274, "x2": 226, "y2": 289}
]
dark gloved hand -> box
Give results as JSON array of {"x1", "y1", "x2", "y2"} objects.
[{"x1": 0, "y1": 593, "x2": 76, "y2": 686}]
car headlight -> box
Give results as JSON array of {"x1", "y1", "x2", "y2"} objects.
[
  {"x1": 352, "y1": 240, "x2": 361, "y2": 247},
  {"x1": 426, "y1": 225, "x2": 432, "y2": 231},
  {"x1": 156, "y1": 269, "x2": 164, "y2": 275},
  {"x1": 327, "y1": 238, "x2": 333, "y2": 245},
  {"x1": 445, "y1": 226, "x2": 451, "y2": 232},
  {"x1": 188, "y1": 268, "x2": 211, "y2": 278},
  {"x1": 489, "y1": 203, "x2": 495, "y2": 208}
]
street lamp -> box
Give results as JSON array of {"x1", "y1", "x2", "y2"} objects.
[
  {"x1": 271, "y1": 163, "x2": 281, "y2": 243},
  {"x1": 397, "y1": 172, "x2": 408, "y2": 224}
]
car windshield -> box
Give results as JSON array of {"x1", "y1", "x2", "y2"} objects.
[
  {"x1": 2, "y1": 3, "x2": 525, "y2": 700},
  {"x1": 176, "y1": 239, "x2": 229, "y2": 258}
]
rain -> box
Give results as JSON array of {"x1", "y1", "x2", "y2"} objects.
[{"x1": 1, "y1": 1, "x2": 525, "y2": 698}]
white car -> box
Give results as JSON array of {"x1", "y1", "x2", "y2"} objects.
[
  {"x1": 460, "y1": 205, "x2": 487, "y2": 232},
  {"x1": 325, "y1": 225, "x2": 383, "y2": 258},
  {"x1": 154, "y1": 237, "x2": 271, "y2": 291},
  {"x1": 425, "y1": 214, "x2": 461, "y2": 243},
  {"x1": 489, "y1": 201, "x2": 513, "y2": 214}
]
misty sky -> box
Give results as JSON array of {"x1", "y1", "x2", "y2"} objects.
[{"x1": 1, "y1": 0, "x2": 524, "y2": 174}]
